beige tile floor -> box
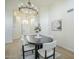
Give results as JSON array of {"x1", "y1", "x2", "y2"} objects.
[{"x1": 5, "y1": 39, "x2": 74, "y2": 59}]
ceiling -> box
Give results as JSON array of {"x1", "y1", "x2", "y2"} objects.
[
  {"x1": 21, "y1": 0, "x2": 65, "y2": 8},
  {"x1": 31, "y1": 0, "x2": 55, "y2": 7},
  {"x1": 6, "y1": 0, "x2": 58, "y2": 7},
  {"x1": 5, "y1": 0, "x2": 66, "y2": 10}
]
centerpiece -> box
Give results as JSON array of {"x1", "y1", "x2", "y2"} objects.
[{"x1": 34, "y1": 24, "x2": 41, "y2": 38}]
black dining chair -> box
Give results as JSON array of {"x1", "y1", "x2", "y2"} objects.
[
  {"x1": 21, "y1": 35, "x2": 35, "y2": 59},
  {"x1": 38, "y1": 40, "x2": 56, "y2": 59}
]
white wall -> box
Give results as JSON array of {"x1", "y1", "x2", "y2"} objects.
[
  {"x1": 5, "y1": 0, "x2": 17, "y2": 43},
  {"x1": 40, "y1": 0, "x2": 74, "y2": 52},
  {"x1": 5, "y1": 0, "x2": 13, "y2": 43},
  {"x1": 39, "y1": 7, "x2": 49, "y2": 35}
]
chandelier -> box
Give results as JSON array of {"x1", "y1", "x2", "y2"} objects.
[{"x1": 14, "y1": 0, "x2": 38, "y2": 19}]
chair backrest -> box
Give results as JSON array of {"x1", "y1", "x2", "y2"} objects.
[
  {"x1": 21, "y1": 35, "x2": 30, "y2": 45},
  {"x1": 43, "y1": 40, "x2": 57, "y2": 50}
]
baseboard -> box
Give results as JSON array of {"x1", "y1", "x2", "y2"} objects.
[{"x1": 57, "y1": 45, "x2": 74, "y2": 54}]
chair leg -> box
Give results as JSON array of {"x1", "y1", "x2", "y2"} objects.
[
  {"x1": 53, "y1": 55, "x2": 55, "y2": 59},
  {"x1": 22, "y1": 45, "x2": 25, "y2": 59},
  {"x1": 53, "y1": 48, "x2": 55, "y2": 59},
  {"x1": 45, "y1": 50, "x2": 48, "y2": 59}
]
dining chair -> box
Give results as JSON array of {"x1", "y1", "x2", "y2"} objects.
[
  {"x1": 21, "y1": 35, "x2": 35, "y2": 59},
  {"x1": 38, "y1": 40, "x2": 56, "y2": 59}
]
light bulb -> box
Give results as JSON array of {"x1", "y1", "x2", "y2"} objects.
[
  {"x1": 20, "y1": 3, "x2": 24, "y2": 6},
  {"x1": 25, "y1": 10, "x2": 28, "y2": 13}
]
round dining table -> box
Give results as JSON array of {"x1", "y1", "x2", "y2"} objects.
[{"x1": 27, "y1": 35, "x2": 53, "y2": 59}]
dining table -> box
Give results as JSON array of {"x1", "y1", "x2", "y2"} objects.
[{"x1": 27, "y1": 35, "x2": 53, "y2": 59}]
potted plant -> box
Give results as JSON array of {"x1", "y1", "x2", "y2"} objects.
[{"x1": 34, "y1": 24, "x2": 41, "y2": 37}]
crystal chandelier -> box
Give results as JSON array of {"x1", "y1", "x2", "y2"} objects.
[{"x1": 14, "y1": 0, "x2": 38, "y2": 19}]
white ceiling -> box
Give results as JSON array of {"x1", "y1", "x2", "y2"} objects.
[
  {"x1": 5, "y1": 0, "x2": 66, "y2": 10},
  {"x1": 31, "y1": 0, "x2": 55, "y2": 6},
  {"x1": 22, "y1": 0, "x2": 65, "y2": 7},
  {"x1": 15, "y1": 0, "x2": 55, "y2": 8}
]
